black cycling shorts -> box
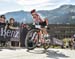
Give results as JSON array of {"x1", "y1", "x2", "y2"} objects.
[{"x1": 39, "y1": 21, "x2": 46, "y2": 27}]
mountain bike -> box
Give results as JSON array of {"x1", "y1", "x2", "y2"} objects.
[{"x1": 25, "y1": 25, "x2": 51, "y2": 51}]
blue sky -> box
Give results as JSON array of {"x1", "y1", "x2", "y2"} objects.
[{"x1": 0, "y1": 0, "x2": 74, "y2": 14}]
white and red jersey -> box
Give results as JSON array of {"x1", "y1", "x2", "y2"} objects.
[{"x1": 32, "y1": 13, "x2": 46, "y2": 25}]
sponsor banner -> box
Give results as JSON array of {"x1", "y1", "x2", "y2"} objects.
[{"x1": 0, "y1": 27, "x2": 20, "y2": 41}]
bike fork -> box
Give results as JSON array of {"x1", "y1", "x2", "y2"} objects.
[{"x1": 31, "y1": 32, "x2": 37, "y2": 41}]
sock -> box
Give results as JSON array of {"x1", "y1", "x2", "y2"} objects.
[
  {"x1": 44, "y1": 34, "x2": 49, "y2": 37},
  {"x1": 46, "y1": 34, "x2": 49, "y2": 37}
]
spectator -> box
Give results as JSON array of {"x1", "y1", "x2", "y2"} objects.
[
  {"x1": 7, "y1": 18, "x2": 19, "y2": 30},
  {"x1": 0, "y1": 15, "x2": 6, "y2": 26},
  {"x1": 69, "y1": 39, "x2": 74, "y2": 50},
  {"x1": 73, "y1": 39, "x2": 75, "y2": 49},
  {"x1": 20, "y1": 23, "x2": 30, "y2": 47},
  {"x1": 21, "y1": 23, "x2": 27, "y2": 28},
  {"x1": 6, "y1": 18, "x2": 20, "y2": 47},
  {"x1": 0, "y1": 15, "x2": 5, "y2": 23},
  {"x1": 0, "y1": 15, "x2": 6, "y2": 46}
]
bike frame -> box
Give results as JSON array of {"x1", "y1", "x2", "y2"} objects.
[{"x1": 32, "y1": 28, "x2": 45, "y2": 44}]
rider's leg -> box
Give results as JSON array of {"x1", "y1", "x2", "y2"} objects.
[
  {"x1": 41, "y1": 28, "x2": 49, "y2": 38},
  {"x1": 36, "y1": 30, "x2": 42, "y2": 47}
]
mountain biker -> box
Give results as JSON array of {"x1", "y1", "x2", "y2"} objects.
[{"x1": 30, "y1": 9, "x2": 49, "y2": 41}]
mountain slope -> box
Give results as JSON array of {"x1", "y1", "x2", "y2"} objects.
[{"x1": 3, "y1": 4, "x2": 75, "y2": 24}]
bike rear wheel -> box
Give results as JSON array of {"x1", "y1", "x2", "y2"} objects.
[{"x1": 43, "y1": 38, "x2": 51, "y2": 50}]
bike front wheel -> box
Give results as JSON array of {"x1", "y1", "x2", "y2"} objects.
[{"x1": 25, "y1": 29, "x2": 39, "y2": 50}]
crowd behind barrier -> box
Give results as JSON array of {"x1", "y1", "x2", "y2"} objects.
[
  {"x1": 0, "y1": 24, "x2": 29, "y2": 47},
  {"x1": 62, "y1": 38, "x2": 75, "y2": 49},
  {"x1": 0, "y1": 15, "x2": 30, "y2": 47}
]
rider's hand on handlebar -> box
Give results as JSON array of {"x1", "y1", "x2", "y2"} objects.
[
  {"x1": 45, "y1": 26, "x2": 50, "y2": 29},
  {"x1": 16, "y1": 27, "x2": 19, "y2": 29},
  {"x1": 45, "y1": 26, "x2": 48, "y2": 28}
]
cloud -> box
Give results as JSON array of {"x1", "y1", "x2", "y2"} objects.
[
  {"x1": 15, "y1": 0, "x2": 51, "y2": 11},
  {"x1": 0, "y1": 0, "x2": 11, "y2": 2},
  {"x1": 22, "y1": 3, "x2": 55, "y2": 11},
  {"x1": 16, "y1": 0, "x2": 70, "y2": 5},
  {"x1": 0, "y1": 0, "x2": 73, "y2": 14},
  {"x1": 70, "y1": 0, "x2": 75, "y2": 4},
  {"x1": 16, "y1": 0, "x2": 57, "y2": 11},
  {"x1": 16, "y1": 0, "x2": 70, "y2": 11},
  {"x1": 17, "y1": 0, "x2": 49, "y2": 5}
]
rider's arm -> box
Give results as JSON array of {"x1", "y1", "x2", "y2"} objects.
[
  {"x1": 9, "y1": 26, "x2": 19, "y2": 29},
  {"x1": 45, "y1": 18, "x2": 48, "y2": 26}
]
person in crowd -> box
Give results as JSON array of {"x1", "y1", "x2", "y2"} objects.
[
  {"x1": 0, "y1": 15, "x2": 6, "y2": 26},
  {"x1": 20, "y1": 23, "x2": 31, "y2": 47},
  {"x1": 73, "y1": 39, "x2": 75, "y2": 49},
  {"x1": 6, "y1": 18, "x2": 20, "y2": 47},
  {"x1": 72, "y1": 36, "x2": 75, "y2": 49},
  {"x1": 0, "y1": 15, "x2": 6, "y2": 46},
  {"x1": 21, "y1": 23, "x2": 27, "y2": 29},
  {"x1": 7, "y1": 18, "x2": 19, "y2": 30},
  {"x1": 69, "y1": 38, "x2": 74, "y2": 50}
]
